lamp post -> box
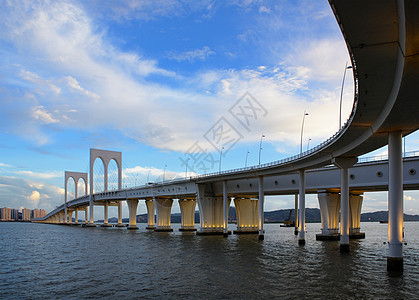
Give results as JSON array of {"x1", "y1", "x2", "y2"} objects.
[
  {"x1": 219, "y1": 147, "x2": 224, "y2": 173},
  {"x1": 245, "y1": 151, "x2": 250, "y2": 167},
  {"x1": 339, "y1": 62, "x2": 353, "y2": 129},
  {"x1": 185, "y1": 158, "x2": 190, "y2": 178},
  {"x1": 147, "y1": 170, "x2": 151, "y2": 183},
  {"x1": 163, "y1": 164, "x2": 167, "y2": 182},
  {"x1": 300, "y1": 111, "x2": 309, "y2": 154},
  {"x1": 307, "y1": 138, "x2": 311, "y2": 151},
  {"x1": 258, "y1": 134, "x2": 265, "y2": 166}
]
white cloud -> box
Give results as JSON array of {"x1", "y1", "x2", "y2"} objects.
[
  {"x1": 15, "y1": 170, "x2": 62, "y2": 180},
  {"x1": 169, "y1": 46, "x2": 215, "y2": 62},
  {"x1": 32, "y1": 106, "x2": 59, "y2": 124}
]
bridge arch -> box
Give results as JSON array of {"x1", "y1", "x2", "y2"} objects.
[{"x1": 64, "y1": 171, "x2": 88, "y2": 223}]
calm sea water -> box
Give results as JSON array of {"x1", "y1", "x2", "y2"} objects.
[{"x1": 1, "y1": 222, "x2": 418, "y2": 299}]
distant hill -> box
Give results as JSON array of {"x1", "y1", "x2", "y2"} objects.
[{"x1": 105, "y1": 208, "x2": 419, "y2": 224}]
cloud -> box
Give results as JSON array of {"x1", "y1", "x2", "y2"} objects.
[
  {"x1": 64, "y1": 76, "x2": 100, "y2": 100},
  {"x1": 169, "y1": 46, "x2": 215, "y2": 62},
  {"x1": 32, "y1": 106, "x2": 59, "y2": 124},
  {"x1": 15, "y1": 170, "x2": 62, "y2": 179}
]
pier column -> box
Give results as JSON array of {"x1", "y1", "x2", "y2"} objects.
[
  {"x1": 101, "y1": 201, "x2": 112, "y2": 227},
  {"x1": 234, "y1": 197, "x2": 259, "y2": 234},
  {"x1": 316, "y1": 192, "x2": 340, "y2": 240},
  {"x1": 59, "y1": 211, "x2": 64, "y2": 224},
  {"x1": 154, "y1": 197, "x2": 173, "y2": 232},
  {"x1": 84, "y1": 207, "x2": 88, "y2": 224},
  {"x1": 294, "y1": 194, "x2": 299, "y2": 235},
  {"x1": 333, "y1": 157, "x2": 357, "y2": 252},
  {"x1": 298, "y1": 170, "x2": 306, "y2": 245},
  {"x1": 145, "y1": 199, "x2": 156, "y2": 229},
  {"x1": 179, "y1": 199, "x2": 197, "y2": 231},
  {"x1": 74, "y1": 208, "x2": 78, "y2": 224},
  {"x1": 115, "y1": 201, "x2": 124, "y2": 227},
  {"x1": 67, "y1": 209, "x2": 74, "y2": 224},
  {"x1": 388, "y1": 131, "x2": 403, "y2": 271},
  {"x1": 223, "y1": 181, "x2": 229, "y2": 237},
  {"x1": 258, "y1": 176, "x2": 264, "y2": 240},
  {"x1": 349, "y1": 194, "x2": 365, "y2": 238},
  {"x1": 127, "y1": 199, "x2": 139, "y2": 230},
  {"x1": 196, "y1": 184, "x2": 225, "y2": 235}
]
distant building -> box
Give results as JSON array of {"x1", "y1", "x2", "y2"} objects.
[
  {"x1": 22, "y1": 208, "x2": 31, "y2": 221},
  {"x1": 0, "y1": 207, "x2": 11, "y2": 220},
  {"x1": 40, "y1": 209, "x2": 47, "y2": 218},
  {"x1": 11, "y1": 208, "x2": 19, "y2": 221}
]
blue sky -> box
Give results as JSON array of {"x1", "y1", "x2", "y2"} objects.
[{"x1": 1, "y1": 0, "x2": 418, "y2": 219}]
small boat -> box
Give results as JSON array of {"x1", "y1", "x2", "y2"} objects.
[{"x1": 379, "y1": 220, "x2": 388, "y2": 223}]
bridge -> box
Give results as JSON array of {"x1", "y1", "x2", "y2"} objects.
[{"x1": 34, "y1": 0, "x2": 419, "y2": 272}]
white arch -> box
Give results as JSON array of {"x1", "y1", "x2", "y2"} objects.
[
  {"x1": 89, "y1": 148, "x2": 122, "y2": 224},
  {"x1": 64, "y1": 171, "x2": 88, "y2": 223}
]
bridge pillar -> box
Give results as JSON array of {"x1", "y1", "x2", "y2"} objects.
[
  {"x1": 196, "y1": 184, "x2": 226, "y2": 235},
  {"x1": 101, "y1": 201, "x2": 112, "y2": 227},
  {"x1": 127, "y1": 199, "x2": 139, "y2": 230},
  {"x1": 67, "y1": 209, "x2": 74, "y2": 224},
  {"x1": 154, "y1": 197, "x2": 173, "y2": 232},
  {"x1": 84, "y1": 207, "x2": 88, "y2": 224},
  {"x1": 145, "y1": 199, "x2": 156, "y2": 229},
  {"x1": 223, "y1": 180, "x2": 229, "y2": 237},
  {"x1": 333, "y1": 157, "x2": 357, "y2": 252},
  {"x1": 294, "y1": 194, "x2": 299, "y2": 235},
  {"x1": 59, "y1": 211, "x2": 65, "y2": 224},
  {"x1": 349, "y1": 194, "x2": 365, "y2": 238},
  {"x1": 298, "y1": 170, "x2": 306, "y2": 245},
  {"x1": 316, "y1": 192, "x2": 340, "y2": 240},
  {"x1": 179, "y1": 199, "x2": 197, "y2": 231},
  {"x1": 258, "y1": 176, "x2": 265, "y2": 240},
  {"x1": 115, "y1": 202, "x2": 125, "y2": 227},
  {"x1": 387, "y1": 131, "x2": 403, "y2": 271},
  {"x1": 234, "y1": 197, "x2": 259, "y2": 234},
  {"x1": 54, "y1": 214, "x2": 58, "y2": 224},
  {"x1": 74, "y1": 208, "x2": 78, "y2": 224}
]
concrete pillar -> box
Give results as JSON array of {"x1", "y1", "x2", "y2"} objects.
[
  {"x1": 223, "y1": 180, "x2": 229, "y2": 237},
  {"x1": 349, "y1": 194, "x2": 365, "y2": 238},
  {"x1": 298, "y1": 170, "x2": 306, "y2": 245},
  {"x1": 196, "y1": 184, "x2": 226, "y2": 235},
  {"x1": 84, "y1": 207, "x2": 88, "y2": 224},
  {"x1": 234, "y1": 197, "x2": 259, "y2": 234},
  {"x1": 154, "y1": 197, "x2": 173, "y2": 232},
  {"x1": 86, "y1": 204, "x2": 96, "y2": 227},
  {"x1": 258, "y1": 176, "x2": 264, "y2": 240},
  {"x1": 145, "y1": 199, "x2": 156, "y2": 229},
  {"x1": 333, "y1": 157, "x2": 357, "y2": 252},
  {"x1": 101, "y1": 201, "x2": 112, "y2": 227},
  {"x1": 59, "y1": 212, "x2": 64, "y2": 224},
  {"x1": 67, "y1": 209, "x2": 73, "y2": 224},
  {"x1": 127, "y1": 199, "x2": 139, "y2": 230},
  {"x1": 388, "y1": 131, "x2": 403, "y2": 271},
  {"x1": 75, "y1": 208, "x2": 78, "y2": 224},
  {"x1": 178, "y1": 199, "x2": 197, "y2": 231},
  {"x1": 115, "y1": 201, "x2": 125, "y2": 227},
  {"x1": 294, "y1": 194, "x2": 299, "y2": 235},
  {"x1": 316, "y1": 192, "x2": 340, "y2": 240}
]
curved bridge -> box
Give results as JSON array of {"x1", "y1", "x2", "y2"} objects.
[{"x1": 35, "y1": 1, "x2": 419, "y2": 271}]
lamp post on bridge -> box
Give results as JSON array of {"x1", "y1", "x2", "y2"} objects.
[
  {"x1": 245, "y1": 151, "x2": 250, "y2": 167},
  {"x1": 300, "y1": 111, "x2": 309, "y2": 155},
  {"x1": 259, "y1": 134, "x2": 265, "y2": 166},
  {"x1": 185, "y1": 158, "x2": 190, "y2": 178},
  {"x1": 219, "y1": 147, "x2": 224, "y2": 173},
  {"x1": 307, "y1": 138, "x2": 311, "y2": 151},
  {"x1": 147, "y1": 170, "x2": 151, "y2": 183},
  {"x1": 339, "y1": 62, "x2": 353, "y2": 129},
  {"x1": 163, "y1": 164, "x2": 167, "y2": 182}
]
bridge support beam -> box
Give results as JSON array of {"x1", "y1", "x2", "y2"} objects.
[
  {"x1": 387, "y1": 131, "x2": 403, "y2": 271},
  {"x1": 294, "y1": 194, "x2": 299, "y2": 235},
  {"x1": 234, "y1": 197, "x2": 259, "y2": 234},
  {"x1": 333, "y1": 157, "x2": 357, "y2": 252},
  {"x1": 115, "y1": 202, "x2": 124, "y2": 227},
  {"x1": 67, "y1": 209, "x2": 74, "y2": 225},
  {"x1": 74, "y1": 208, "x2": 78, "y2": 224},
  {"x1": 258, "y1": 176, "x2": 265, "y2": 240},
  {"x1": 223, "y1": 181, "x2": 228, "y2": 237},
  {"x1": 101, "y1": 201, "x2": 112, "y2": 227},
  {"x1": 84, "y1": 207, "x2": 88, "y2": 224},
  {"x1": 316, "y1": 192, "x2": 340, "y2": 240},
  {"x1": 154, "y1": 197, "x2": 173, "y2": 232},
  {"x1": 349, "y1": 194, "x2": 365, "y2": 238},
  {"x1": 197, "y1": 184, "x2": 227, "y2": 235},
  {"x1": 145, "y1": 199, "x2": 156, "y2": 229},
  {"x1": 298, "y1": 170, "x2": 306, "y2": 245},
  {"x1": 179, "y1": 199, "x2": 196, "y2": 231},
  {"x1": 127, "y1": 199, "x2": 139, "y2": 230}
]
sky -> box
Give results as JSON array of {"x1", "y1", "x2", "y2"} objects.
[{"x1": 1, "y1": 0, "x2": 419, "y2": 219}]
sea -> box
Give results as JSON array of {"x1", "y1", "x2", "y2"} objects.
[{"x1": 1, "y1": 221, "x2": 418, "y2": 299}]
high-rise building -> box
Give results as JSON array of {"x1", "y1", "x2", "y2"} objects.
[
  {"x1": 11, "y1": 208, "x2": 19, "y2": 221},
  {"x1": 22, "y1": 208, "x2": 31, "y2": 221},
  {"x1": 0, "y1": 207, "x2": 11, "y2": 220},
  {"x1": 40, "y1": 209, "x2": 47, "y2": 218}
]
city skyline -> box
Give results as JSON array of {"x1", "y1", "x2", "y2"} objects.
[{"x1": 1, "y1": 1, "x2": 419, "y2": 219}]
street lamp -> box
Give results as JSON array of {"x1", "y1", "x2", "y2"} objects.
[
  {"x1": 300, "y1": 111, "x2": 309, "y2": 154},
  {"x1": 339, "y1": 62, "x2": 353, "y2": 129},
  {"x1": 219, "y1": 147, "x2": 224, "y2": 172},
  {"x1": 147, "y1": 170, "x2": 151, "y2": 183},
  {"x1": 307, "y1": 138, "x2": 311, "y2": 151},
  {"x1": 259, "y1": 134, "x2": 265, "y2": 166},
  {"x1": 245, "y1": 151, "x2": 250, "y2": 167},
  {"x1": 163, "y1": 164, "x2": 167, "y2": 182},
  {"x1": 185, "y1": 158, "x2": 190, "y2": 178}
]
